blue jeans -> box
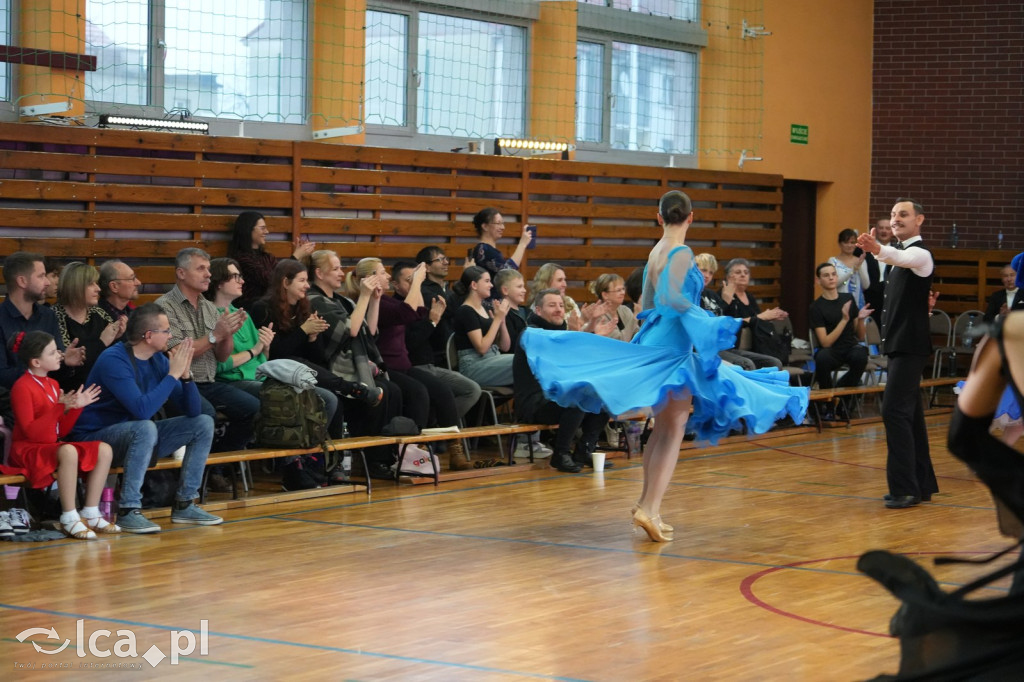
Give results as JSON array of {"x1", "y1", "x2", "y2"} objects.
[
  {"x1": 196, "y1": 381, "x2": 260, "y2": 451},
  {"x1": 76, "y1": 415, "x2": 215, "y2": 508},
  {"x1": 458, "y1": 346, "x2": 514, "y2": 387}
]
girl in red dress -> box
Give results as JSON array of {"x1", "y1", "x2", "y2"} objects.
[{"x1": 7, "y1": 331, "x2": 118, "y2": 539}]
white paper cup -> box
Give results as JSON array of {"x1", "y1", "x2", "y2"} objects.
[
  {"x1": 591, "y1": 451, "x2": 606, "y2": 470},
  {"x1": 172, "y1": 446, "x2": 187, "y2": 461}
]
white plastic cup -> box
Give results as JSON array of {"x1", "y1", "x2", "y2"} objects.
[{"x1": 591, "y1": 451, "x2": 606, "y2": 470}]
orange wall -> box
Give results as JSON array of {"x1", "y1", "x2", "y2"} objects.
[{"x1": 700, "y1": 0, "x2": 874, "y2": 280}]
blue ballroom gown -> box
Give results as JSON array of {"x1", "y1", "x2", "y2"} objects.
[{"x1": 520, "y1": 245, "x2": 809, "y2": 443}]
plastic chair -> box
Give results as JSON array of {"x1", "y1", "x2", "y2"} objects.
[{"x1": 929, "y1": 309, "x2": 955, "y2": 379}]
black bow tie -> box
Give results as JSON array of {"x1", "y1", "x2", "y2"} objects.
[{"x1": 893, "y1": 242, "x2": 905, "y2": 250}]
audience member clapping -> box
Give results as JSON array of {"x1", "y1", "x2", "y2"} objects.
[
  {"x1": 719, "y1": 257, "x2": 786, "y2": 370},
  {"x1": 51, "y1": 262, "x2": 125, "y2": 390},
  {"x1": 227, "y1": 211, "x2": 316, "y2": 308},
  {"x1": 96, "y1": 259, "x2": 140, "y2": 327},
  {"x1": 590, "y1": 273, "x2": 639, "y2": 342},
  {"x1": 494, "y1": 269, "x2": 529, "y2": 352},
  {"x1": 451, "y1": 266, "x2": 514, "y2": 387}
]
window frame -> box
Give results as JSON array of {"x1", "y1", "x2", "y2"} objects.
[
  {"x1": 574, "y1": 2, "x2": 706, "y2": 167},
  {"x1": 81, "y1": 0, "x2": 313, "y2": 134},
  {"x1": 365, "y1": 0, "x2": 534, "y2": 152}
]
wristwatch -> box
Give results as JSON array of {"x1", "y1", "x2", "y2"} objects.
[{"x1": 208, "y1": 331, "x2": 217, "y2": 344}]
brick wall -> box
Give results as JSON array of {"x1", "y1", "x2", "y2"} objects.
[{"x1": 872, "y1": 0, "x2": 1023, "y2": 252}]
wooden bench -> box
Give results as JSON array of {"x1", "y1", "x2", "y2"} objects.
[{"x1": 807, "y1": 376, "x2": 962, "y2": 429}]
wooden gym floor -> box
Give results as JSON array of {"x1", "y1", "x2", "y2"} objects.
[{"x1": 1, "y1": 412, "x2": 1016, "y2": 680}]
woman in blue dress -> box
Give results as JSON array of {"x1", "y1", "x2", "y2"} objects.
[{"x1": 520, "y1": 191, "x2": 809, "y2": 542}]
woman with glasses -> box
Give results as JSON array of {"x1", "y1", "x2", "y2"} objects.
[
  {"x1": 590, "y1": 273, "x2": 639, "y2": 342},
  {"x1": 829, "y1": 228, "x2": 869, "y2": 307},
  {"x1": 51, "y1": 262, "x2": 126, "y2": 391},
  {"x1": 227, "y1": 211, "x2": 317, "y2": 308},
  {"x1": 468, "y1": 207, "x2": 532, "y2": 278}
]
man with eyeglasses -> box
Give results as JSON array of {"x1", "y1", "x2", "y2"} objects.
[
  {"x1": 414, "y1": 245, "x2": 458, "y2": 367},
  {"x1": 70, "y1": 303, "x2": 221, "y2": 532},
  {"x1": 97, "y1": 259, "x2": 141, "y2": 340}
]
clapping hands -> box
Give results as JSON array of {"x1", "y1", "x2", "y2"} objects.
[{"x1": 60, "y1": 383, "x2": 102, "y2": 411}]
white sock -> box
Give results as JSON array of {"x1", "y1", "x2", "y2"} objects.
[
  {"x1": 60, "y1": 509, "x2": 81, "y2": 526},
  {"x1": 80, "y1": 506, "x2": 101, "y2": 520}
]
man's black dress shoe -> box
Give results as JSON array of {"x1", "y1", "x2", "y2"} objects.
[
  {"x1": 551, "y1": 454, "x2": 582, "y2": 473},
  {"x1": 884, "y1": 495, "x2": 921, "y2": 509},
  {"x1": 884, "y1": 493, "x2": 932, "y2": 503}
]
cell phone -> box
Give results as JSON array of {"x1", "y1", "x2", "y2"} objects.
[
  {"x1": 525, "y1": 224, "x2": 538, "y2": 250},
  {"x1": 853, "y1": 247, "x2": 864, "y2": 257}
]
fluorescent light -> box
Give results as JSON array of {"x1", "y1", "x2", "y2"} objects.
[
  {"x1": 496, "y1": 138, "x2": 573, "y2": 154},
  {"x1": 98, "y1": 114, "x2": 209, "y2": 134}
]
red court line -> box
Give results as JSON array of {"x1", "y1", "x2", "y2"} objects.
[{"x1": 739, "y1": 550, "x2": 1009, "y2": 638}]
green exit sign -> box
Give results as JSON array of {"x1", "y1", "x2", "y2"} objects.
[{"x1": 791, "y1": 124, "x2": 809, "y2": 144}]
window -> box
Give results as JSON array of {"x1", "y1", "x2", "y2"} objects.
[
  {"x1": 366, "y1": 9, "x2": 526, "y2": 139},
  {"x1": 366, "y1": 11, "x2": 408, "y2": 127},
  {"x1": 576, "y1": 42, "x2": 604, "y2": 143},
  {"x1": 85, "y1": 0, "x2": 307, "y2": 123},
  {"x1": 609, "y1": 42, "x2": 695, "y2": 154},
  {"x1": 0, "y1": 0, "x2": 9, "y2": 100}
]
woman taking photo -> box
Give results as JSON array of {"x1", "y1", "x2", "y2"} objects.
[
  {"x1": 227, "y1": 211, "x2": 317, "y2": 308},
  {"x1": 451, "y1": 266, "x2": 514, "y2": 387},
  {"x1": 468, "y1": 207, "x2": 531, "y2": 277}
]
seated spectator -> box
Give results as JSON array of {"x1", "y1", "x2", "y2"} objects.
[
  {"x1": 697, "y1": 252, "x2": 756, "y2": 369},
  {"x1": 719, "y1": 257, "x2": 787, "y2": 370},
  {"x1": 451, "y1": 266, "x2": 514, "y2": 387},
  {"x1": 984, "y1": 262, "x2": 1024, "y2": 323},
  {"x1": 386, "y1": 261, "x2": 479, "y2": 470},
  {"x1": 155, "y1": 248, "x2": 257, "y2": 452},
  {"x1": 246, "y1": 259, "x2": 354, "y2": 437},
  {"x1": 51, "y1": 262, "x2": 125, "y2": 390},
  {"x1": 810, "y1": 263, "x2": 871, "y2": 392},
  {"x1": 513, "y1": 289, "x2": 612, "y2": 473},
  {"x1": 829, "y1": 229, "x2": 869, "y2": 307},
  {"x1": 414, "y1": 245, "x2": 458, "y2": 366},
  {"x1": 307, "y1": 252, "x2": 402, "y2": 479},
  {"x1": 227, "y1": 211, "x2": 316, "y2": 308},
  {"x1": 590, "y1": 273, "x2": 639, "y2": 342},
  {"x1": 528, "y1": 262, "x2": 579, "y2": 317},
  {"x1": 0, "y1": 252, "x2": 85, "y2": 391},
  {"x1": 69, "y1": 304, "x2": 220, "y2": 533},
  {"x1": 494, "y1": 269, "x2": 528, "y2": 352},
  {"x1": 96, "y1": 259, "x2": 141, "y2": 326},
  {"x1": 43, "y1": 257, "x2": 62, "y2": 303},
  {"x1": 5, "y1": 330, "x2": 116, "y2": 539},
  {"x1": 399, "y1": 253, "x2": 483, "y2": 423},
  {"x1": 468, "y1": 207, "x2": 531, "y2": 278}
]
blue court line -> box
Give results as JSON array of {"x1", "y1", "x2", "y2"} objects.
[
  {"x1": 0, "y1": 604, "x2": 587, "y2": 680},
  {"x1": 267, "y1": 515, "x2": 1013, "y2": 594}
]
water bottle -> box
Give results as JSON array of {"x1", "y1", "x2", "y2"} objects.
[
  {"x1": 99, "y1": 487, "x2": 115, "y2": 521},
  {"x1": 951, "y1": 223, "x2": 959, "y2": 248},
  {"x1": 963, "y1": 319, "x2": 974, "y2": 350},
  {"x1": 998, "y1": 231, "x2": 1004, "y2": 249}
]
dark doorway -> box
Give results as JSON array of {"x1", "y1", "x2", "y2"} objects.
[{"x1": 780, "y1": 180, "x2": 818, "y2": 339}]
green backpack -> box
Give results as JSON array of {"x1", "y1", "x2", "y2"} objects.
[{"x1": 255, "y1": 379, "x2": 330, "y2": 451}]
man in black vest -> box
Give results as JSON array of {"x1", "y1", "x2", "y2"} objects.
[
  {"x1": 857, "y1": 199, "x2": 938, "y2": 508},
  {"x1": 863, "y1": 218, "x2": 893, "y2": 315}
]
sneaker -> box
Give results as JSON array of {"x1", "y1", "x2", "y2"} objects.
[
  {"x1": 0, "y1": 511, "x2": 13, "y2": 538},
  {"x1": 8, "y1": 508, "x2": 30, "y2": 534},
  {"x1": 117, "y1": 509, "x2": 161, "y2": 534},
  {"x1": 171, "y1": 503, "x2": 223, "y2": 526},
  {"x1": 514, "y1": 441, "x2": 551, "y2": 459}
]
